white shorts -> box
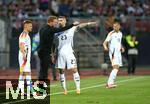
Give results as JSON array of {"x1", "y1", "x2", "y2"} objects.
[
  {"x1": 19, "y1": 54, "x2": 31, "y2": 72},
  {"x1": 56, "y1": 52, "x2": 77, "y2": 69},
  {"x1": 109, "y1": 49, "x2": 122, "y2": 66}
]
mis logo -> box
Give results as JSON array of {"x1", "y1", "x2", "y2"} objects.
[{"x1": 6, "y1": 80, "x2": 48, "y2": 99}]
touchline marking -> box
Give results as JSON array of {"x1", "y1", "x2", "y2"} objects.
[
  {"x1": 50, "y1": 76, "x2": 144, "y2": 96},
  {"x1": 2, "y1": 76, "x2": 145, "y2": 104}
]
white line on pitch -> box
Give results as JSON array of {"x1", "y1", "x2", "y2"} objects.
[{"x1": 50, "y1": 76, "x2": 144, "y2": 96}]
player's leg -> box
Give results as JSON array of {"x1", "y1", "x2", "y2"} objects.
[
  {"x1": 58, "y1": 69, "x2": 67, "y2": 94},
  {"x1": 71, "y1": 68, "x2": 80, "y2": 94},
  {"x1": 107, "y1": 51, "x2": 122, "y2": 88},
  {"x1": 23, "y1": 62, "x2": 35, "y2": 96},
  {"x1": 24, "y1": 71, "x2": 34, "y2": 96},
  {"x1": 18, "y1": 72, "x2": 25, "y2": 95},
  {"x1": 18, "y1": 68, "x2": 33, "y2": 96},
  {"x1": 56, "y1": 54, "x2": 67, "y2": 94},
  {"x1": 18, "y1": 54, "x2": 25, "y2": 95},
  {"x1": 67, "y1": 54, "x2": 80, "y2": 94},
  {"x1": 106, "y1": 65, "x2": 119, "y2": 88}
]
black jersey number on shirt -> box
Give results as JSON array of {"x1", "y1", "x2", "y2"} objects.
[
  {"x1": 71, "y1": 59, "x2": 76, "y2": 64},
  {"x1": 61, "y1": 35, "x2": 67, "y2": 40}
]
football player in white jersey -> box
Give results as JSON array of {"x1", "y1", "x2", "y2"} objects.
[
  {"x1": 54, "y1": 16, "x2": 96, "y2": 94},
  {"x1": 18, "y1": 20, "x2": 33, "y2": 96},
  {"x1": 103, "y1": 22, "x2": 124, "y2": 88}
]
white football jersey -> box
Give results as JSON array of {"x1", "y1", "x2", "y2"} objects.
[
  {"x1": 55, "y1": 26, "x2": 77, "y2": 54},
  {"x1": 105, "y1": 30, "x2": 122, "y2": 52},
  {"x1": 19, "y1": 31, "x2": 31, "y2": 61}
]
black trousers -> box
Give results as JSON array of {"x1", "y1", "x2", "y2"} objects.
[
  {"x1": 128, "y1": 55, "x2": 137, "y2": 74},
  {"x1": 38, "y1": 51, "x2": 50, "y2": 81},
  {"x1": 51, "y1": 63, "x2": 57, "y2": 80}
]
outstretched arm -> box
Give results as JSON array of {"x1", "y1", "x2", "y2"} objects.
[
  {"x1": 78, "y1": 21, "x2": 97, "y2": 28},
  {"x1": 52, "y1": 22, "x2": 80, "y2": 33}
]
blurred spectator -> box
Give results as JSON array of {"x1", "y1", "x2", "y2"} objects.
[
  {"x1": 126, "y1": 1, "x2": 136, "y2": 14},
  {"x1": 58, "y1": 0, "x2": 72, "y2": 16},
  {"x1": 39, "y1": 0, "x2": 49, "y2": 11},
  {"x1": 11, "y1": 20, "x2": 22, "y2": 38},
  {"x1": 50, "y1": 0, "x2": 59, "y2": 15},
  {"x1": 0, "y1": 0, "x2": 149, "y2": 17},
  {"x1": 0, "y1": 1, "x2": 7, "y2": 17}
]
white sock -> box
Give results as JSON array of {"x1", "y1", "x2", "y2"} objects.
[
  {"x1": 26, "y1": 75, "x2": 33, "y2": 92},
  {"x1": 73, "y1": 72, "x2": 80, "y2": 90},
  {"x1": 18, "y1": 75, "x2": 24, "y2": 94},
  {"x1": 107, "y1": 69, "x2": 118, "y2": 85},
  {"x1": 60, "y1": 74, "x2": 67, "y2": 90}
]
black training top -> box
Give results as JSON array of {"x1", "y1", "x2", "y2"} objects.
[{"x1": 38, "y1": 24, "x2": 74, "y2": 54}]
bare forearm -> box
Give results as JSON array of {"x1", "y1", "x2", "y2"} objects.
[
  {"x1": 19, "y1": 44, "x2": 25, "y2": 54},
  {"x1": 103, "y1": 41, "x2": 109, "y2": 51},
  {"x1": 19, "y1": 44, "x2": 27, "y2": 59},
  {"x1": 79, "y1": 22, "x2": 97, "y2": 28}
]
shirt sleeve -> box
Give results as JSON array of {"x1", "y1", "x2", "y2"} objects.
[
  {"x1": 51, "y1": 24, "x2": 74, "y2": 33},
  {"x1": 19, "y1": 37, "x2": 26, "y2": 45},
  {"x1": 105, "y1": 33, "x2": 112, "y2": 42},
  {"x1": 73, "y1": 26, "x2": 78, "y2": 31}
]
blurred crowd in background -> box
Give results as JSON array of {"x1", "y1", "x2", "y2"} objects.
[
  {"x1": 0, "y1": 0, "x2": 150, "y2": 18},
  {"x1": 0, "y1": 0, "x2": 150, "y2": 38}
]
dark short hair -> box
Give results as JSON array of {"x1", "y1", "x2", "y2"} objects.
[
  {"x1": 59, "y1": 16, "x2": 66, "y2": 19},
  {"x1": 113, "y1": 21, "x2": 120, "y2": 25},
  {"x1": 47, "y1": 16, "x2": 57, "y2": 23}
]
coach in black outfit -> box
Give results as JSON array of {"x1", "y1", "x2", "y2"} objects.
[{"x1": 38, "y1": 16, "x2": 78, "y2": 81}]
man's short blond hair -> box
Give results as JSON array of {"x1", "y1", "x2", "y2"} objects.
[
  {"x1": 23, "y1": 20, "x2": 32, "y2": 27},
  {"x1": 47, "y1": 16, "x2": 57, "y2": 23}
]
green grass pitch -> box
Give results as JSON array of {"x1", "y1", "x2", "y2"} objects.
[{"x1": 50, "y1": 76, "x2": 150, "y2": 104}]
